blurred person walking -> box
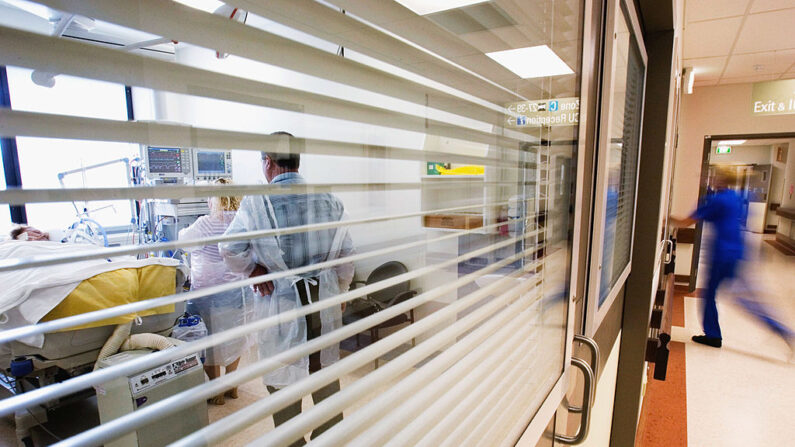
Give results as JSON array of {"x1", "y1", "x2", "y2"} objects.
[{"x1": 670, "y1": 167, "x2": 793, "y2": 354}]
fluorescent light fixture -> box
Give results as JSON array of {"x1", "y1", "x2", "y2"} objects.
[
  {"x1": 684, "y1": 66, "x2": 694, "y2": 94},
  {"x1": 718, "y1": 140, "x2": 746, "y2": 145},
  {"x1": 394, "y1": 0, "x2": 488, "y2": 15},
  {"x1": 485, "y1": 45, "x2": 574, "y2": 79},
  {"x1": 173, "y1": 0, "x2": 224, "y2": 13},
  {"x1": 4, "y1": 0, "x2": 53, "y2": 20}
]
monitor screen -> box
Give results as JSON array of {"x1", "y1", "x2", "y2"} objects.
[
  {"x1": 196, "y1": 151, "x2": 226, "y2": 174},
  {"x1": 147, "y1": 147, "x2": 182, "y2": 174}
]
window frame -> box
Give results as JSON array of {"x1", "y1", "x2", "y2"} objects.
[
  {"x1": 584, "y1": 0, "x2": 648, "y2": 337},
  {"x1": 3, "y1": 66, "x2": 137, "y2": 235}
]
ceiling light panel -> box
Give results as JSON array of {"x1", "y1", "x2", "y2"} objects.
[
  {"x1": 394, "y1": 0, "x2": 489, "y2": 16},
  {"x1": 426, "y1": 2, "x2": 516, "y2": 35},
  {"x1": 718, "y1": 140, "x2": 746, "y2": 145},
  {"x1": 486, "y1": 45, "x2": 574, "y2": 78}
]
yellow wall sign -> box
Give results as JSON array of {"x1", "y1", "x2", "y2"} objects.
[{"x1": 751, "y1": 79, "x2": 795, "y2": 116}]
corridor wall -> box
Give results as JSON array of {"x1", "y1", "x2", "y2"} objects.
[{"x1": 671, "y1": 82, "x2": 795, "y2": 274}]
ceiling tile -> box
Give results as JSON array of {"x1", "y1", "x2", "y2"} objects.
[
  {"x1": 683, "y1": 17, "x2": 743, "y2": 58},
  {"x1": 724, "y1": 50, "x2": 795, "y2": 78},
  {"x1": 684, "y1": 56, "x2": 727, "y2": 80},
  {"x1": 750, "y1": 0, "x2": 795, "y2": 13},
  {"x1": 685, "y1": 0, "x2": 750, "y2": 22},
  {"x1": 733, "y1": 9, "x2": 795, "y2": 53}
]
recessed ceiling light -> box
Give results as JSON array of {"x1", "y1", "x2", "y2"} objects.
[
  {"x1": 485, "y1": 45, "x2": 574, "y2": 79},
  {"x1": 394, "y1": 0, "x2": 489, "y2": 16},
  {"x1": 718, "y1": 140, "x2": 746, "y2": 145}
]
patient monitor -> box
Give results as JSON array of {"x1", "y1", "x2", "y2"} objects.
[
  {"x1": 192, "y1": 149, "x2": 233, "y2": 182},
  {"x1": 143, "y1": 146, "x2": 233, "y2": 183},
  {"x1": 141, "y1": 147, "x2": 233, "y2": 246},
  {"x1": 144, "y1": 146, "x2": 192, "y2": 182}
]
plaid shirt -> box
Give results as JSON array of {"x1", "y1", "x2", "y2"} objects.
[{"x1": 220, "y1": 172, "x2": 354, "y2": 280}]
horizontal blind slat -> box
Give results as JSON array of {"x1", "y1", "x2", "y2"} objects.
[
  {"x1": 223, "y1": 0, "x2": 522, "y2": 104},
  {"x1": 0, "y1": 179, "x2": 534, "y2": 204},
  {"x1": 34, "y1": 0, "x2": 508, "y2": 126},
  {"x1": 0, "y1": 218, "x2": 530, "y2": 344},
  {"x1": 0, "y1": 201, "x2": 526, "y2": 272},
  {"x1": 0, "y1": 26, "x2": 531, "y2": 148},
  {"x1": 407, "y1": 332, "x2": 537, "y2": 447},
  {"x1": 54, "y1": 248, "x2": 536, "y2": 447},
  {"x1": 327, "y1": 0, "x2": 522, "y2": 92},
  {"x1": 0, "y1": 109, "x2": 528, "y2": 169},
  {"x1": 253, "y1": 279, "x2": 541, "y2": 447},
  {"x1": 0, "y1": 230, "x2": 538, "y2": 416},
  {"x1": 353, "y1": 311, "x2": 536, "y2": 446}
]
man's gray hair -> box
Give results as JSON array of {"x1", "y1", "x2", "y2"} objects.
[{"x1": 262, "y1": 131, "x2": 300, "y2": 169}]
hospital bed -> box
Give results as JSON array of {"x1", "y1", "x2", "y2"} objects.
[{"x1": 0, "y1": 253, "x2": 189, "y2": 446}]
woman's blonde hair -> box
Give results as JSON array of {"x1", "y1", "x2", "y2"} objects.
[{"x1": 212, "y1": 178, "x2": 241, "y2": 212}]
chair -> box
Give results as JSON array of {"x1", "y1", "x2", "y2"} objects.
[{"x1": 343, "y1": 261, "x2": 418, "y2": 367}]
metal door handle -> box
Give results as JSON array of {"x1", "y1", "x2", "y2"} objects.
[
  {"x1": 568, "y1": 335, "x2": 599, "y2": 413},
  {"x1": 555, "y1": 357, "x2": 595, "y2": 445},
  {"x1": 664, "y1": 239, "x2": 674, "y2": 264}
]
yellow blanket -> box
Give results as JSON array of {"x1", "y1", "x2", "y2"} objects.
[{"x1": 41, "y1": 265, "x2": 177, "y2": 331}]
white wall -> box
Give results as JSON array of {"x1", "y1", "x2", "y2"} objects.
[
  {"x1": 671, "y1": 83, "x2": 795, "y2": 273},
  {"x1": 671, "y1": 83, "x2": 795, "y2": 216},
  {"x1": 709, "y1": 144, "x2": 771, "y2": 165}
]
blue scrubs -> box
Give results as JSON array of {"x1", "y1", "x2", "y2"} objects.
[
  {"x1": 693, "y1": 188, "x2": 744, "y2": 339},
  {"x1": 694, "y1": 189, "x2": 792, "y2": 340}
]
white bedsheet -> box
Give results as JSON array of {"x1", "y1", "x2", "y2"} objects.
[{"x1": 0, "y1": 241, "x2": 181, "y2": 347}]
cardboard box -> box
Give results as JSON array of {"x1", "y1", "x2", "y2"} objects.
[{"x1": 423, "y1": 213, "x2": 483, "y2": 230}]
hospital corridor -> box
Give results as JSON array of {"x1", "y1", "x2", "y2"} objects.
[
  {"x1": 0, "y1": 0, "x2": 793, "y2": 446},
  {"x1": 635, "y1": 233, "x2": 795, "y2": 447}
]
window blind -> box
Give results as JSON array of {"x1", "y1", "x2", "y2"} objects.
[
  {"x1": 0, "y1": 1, "x2": 584, "y2": 445},
  {"x1": 597, "y1": 5, "x2": 645, "y2": 306}
]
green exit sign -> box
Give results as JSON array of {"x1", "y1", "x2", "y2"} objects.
[{"x1": 716, "y1": 146, "x2": 731, "y2": 154}]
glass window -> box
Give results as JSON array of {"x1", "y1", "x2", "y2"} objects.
[
  {"x1": 0, "y1": 1, "x2": 587, "y2": 444},
  {"x1": 599, "y1": 5, "x2": 645, "y2": 306},
  {"x1": 6, "y1": 67, "x2": 138, "y2": 231}
]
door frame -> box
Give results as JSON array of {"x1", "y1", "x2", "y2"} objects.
[{"x1": 688, "y1": 131, "x2": 795, "y2": 291}]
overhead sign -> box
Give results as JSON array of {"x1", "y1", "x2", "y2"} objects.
[
  {"x1": 505, "y1": 97, "x2": 580, "y2": 128},
  {"x1": 715, "y1": 146, "x2": 731, "y2": 154},
  {"x1": 751, "y1": 79, "x2": 795, "y2": 116}
]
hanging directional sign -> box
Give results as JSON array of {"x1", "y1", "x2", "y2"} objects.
[{"x1": 505, "y1": 97, "x2": 580, "y2": 128}]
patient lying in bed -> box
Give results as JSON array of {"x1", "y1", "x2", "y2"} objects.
[{"x1": 0, "y1": 240, "x2": 187, "y2": 348}]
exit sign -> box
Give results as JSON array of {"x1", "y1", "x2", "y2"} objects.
[{"x1": 716, "y1": 146, "x2": 731, "y2": 154}]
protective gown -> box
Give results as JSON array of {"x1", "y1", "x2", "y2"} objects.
[{"x1": 219, "y1": 175, "x2": 354, "y2": 387}]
